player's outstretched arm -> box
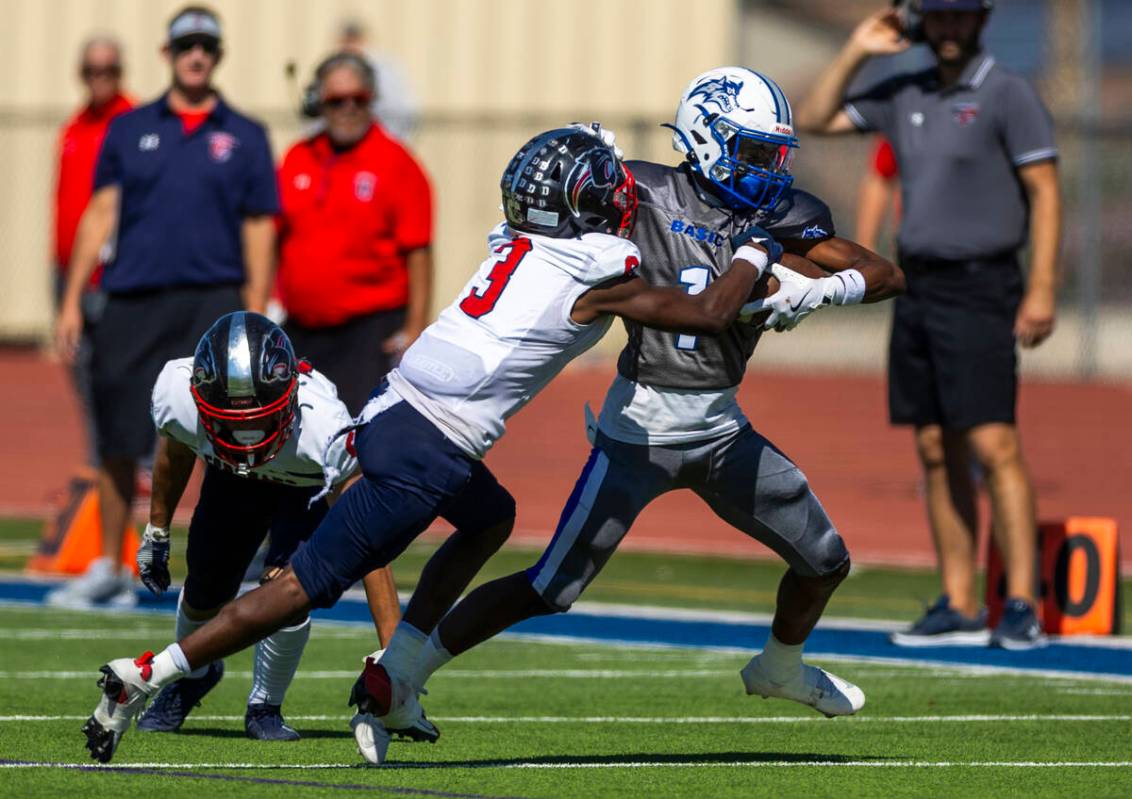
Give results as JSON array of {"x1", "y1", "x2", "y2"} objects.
[
  {"x1": 782, "y1": 235, "x2": 904, "y2": 303},
  {"x1": 572, "y1": 248, "x2": 770, "y2": 334},
  {"x1": 137, "y1": 435, "x2": 197, "y2": 595},
  {"x1": 149, "y1": 435, "x2": 197, "y2": 532}
]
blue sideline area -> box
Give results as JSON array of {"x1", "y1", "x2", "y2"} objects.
[{"x1": 2, "y1": 577, "x2": 1129, "y2": 681}]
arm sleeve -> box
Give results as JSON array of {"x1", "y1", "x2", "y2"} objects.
[
  {"x1": 92, "y1": 118, "x2": 124, "y2": 190},
  {"x1": 763, "y1": 190, "x2": 837, "y2": 241},
  {"x1": 299, "y1": 372, "x2": 359, "y2": 483},
  {"x1": 873, "y1": 137, "x2": 899, "y2": 179},
  {"x1": 150, "y1": 360, "x2": 195, "y2": 444},
  {"x1": 591, "y1": 240, "x2": 641, "y2": 285},
  {"x1": 392, "y1": 150, "x2": 433, "y2": 251},
  {"x1": 999, "y1": 77, "x2": 1058, "y2": 167},
  {"x1": 241, "y1": 125, "x2": 281, "y2": 216},
  {"x1": 844, "y1": 75, "x2": 904, "y2": 135}
]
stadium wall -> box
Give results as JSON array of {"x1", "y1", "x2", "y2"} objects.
[
  {"x1": 0, "y1": 0, "x2": 739, "y2": 344},
  {"x1": 0, "y1": 0, "x2": 1127, "y2": 380}
]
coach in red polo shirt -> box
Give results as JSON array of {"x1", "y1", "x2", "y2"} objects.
[
  {"x1": 53, "y1": 36, "x2": 134, "y2": 469},
  {"x1": 277, "y1": 51, "x2": 433, "y2": 414}
]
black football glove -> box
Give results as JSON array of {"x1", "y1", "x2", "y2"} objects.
[{"x1": 137, "y1": 524, "x2": 171, "y2": 596}]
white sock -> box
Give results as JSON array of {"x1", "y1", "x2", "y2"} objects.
[
  {"x1": 759, "y1": 633, "x2": 804, "y2": 684},
  {"x1": 247, "y1": 617, "x2": 312, "y2": 707},
  {"x1": 174, "y1": 590, "x2": 213, "y2": 679},
  {"x1": 411, "y1": 629, "x2": 453, "y2": 690},
  {"x1": 150, "y1": 644, "x2": 190, "y2": 689},
  {"x1": 378, "y1": 621, "x2": 427, "y2": 678}
]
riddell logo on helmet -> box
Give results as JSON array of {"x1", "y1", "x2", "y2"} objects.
[{"x1": 773, "y1": 124, "x2": 793, "y2": 134}]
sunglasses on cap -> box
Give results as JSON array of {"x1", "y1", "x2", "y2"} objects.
[
  {"x1": 81, "y1": 64, "x2": 121, "y2": 79},
  {"x1": 322, "y1": 93, "x2": 372, "y2": 111},
  {"x1": 171, "y1": 34, "x2": 220, "y2": 57}
]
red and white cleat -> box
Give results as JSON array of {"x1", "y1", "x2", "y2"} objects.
[
  {"x1": 347, "y1": 650, "x2": 439, "y2": 765},
  {"x1": 82, "y1": 651, "x2": 159, "y2": 762}
]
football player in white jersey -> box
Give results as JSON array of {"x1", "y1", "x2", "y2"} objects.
[
  {"x1": 121, "y1": 311, "x2": 385, "y2": 742},
  {"x1": 81, "y1": 126, "x2": 806, "y2": 763}
]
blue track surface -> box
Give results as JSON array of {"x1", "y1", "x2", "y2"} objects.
[{"x1": 3, "y1": 578, "x2": 1129, "y2": 680}]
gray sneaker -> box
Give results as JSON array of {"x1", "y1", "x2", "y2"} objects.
[
  {"x1": 990, "y1": 598, "x2": 1049, "y2": 650},
  {"x1": 890, "y1": 595, "x2": 991, "y2": 647},
  {"x1": 46, "y1": 558, "x2": 135, "y2": 609}
]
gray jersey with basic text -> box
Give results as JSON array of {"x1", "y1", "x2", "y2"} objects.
[{"x1": 616, "y1": 161, "x2": 835, "y2": 390}]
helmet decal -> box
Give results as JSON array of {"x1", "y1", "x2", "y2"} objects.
[
  {"x1": 261, "y1": 327, "x2": 295, "y2": 385},
  {"x1": 565, "y1": 146, "x2": 617, "y2": 218},
  {"x1": 192, "y1": 341, "x2": 219, "y2": 387},
  {"x1": 687, "y1": 75, "x2": 749, "y2": 115}
]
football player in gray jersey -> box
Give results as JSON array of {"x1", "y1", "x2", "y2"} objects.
[{"x1": 391, "y1": 69, "x2": 904, "y2": 740}]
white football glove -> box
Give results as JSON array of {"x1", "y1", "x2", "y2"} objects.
[
  {"x1": 759, "y1": 264, "x2": 832, "y2": 331},
  {"x1": 568, "y1": 122, "x2": 623, "y2": 160}
]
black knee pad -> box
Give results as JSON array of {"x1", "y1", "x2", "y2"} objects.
[{"x1": 182, "y1": 573, "x2": 239, "y2": 613}]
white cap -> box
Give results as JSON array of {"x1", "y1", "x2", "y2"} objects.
[{"x1": 168, "y1": 8, "x2": 222, "y2": 43}]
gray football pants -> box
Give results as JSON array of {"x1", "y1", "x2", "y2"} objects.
[{"x1": 527, "y1": 425, "x2": 849, "y2": 611}]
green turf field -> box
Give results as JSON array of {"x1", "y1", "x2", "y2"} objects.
[
  {"x1": 1, "y1": 605, "x2": 1130, "y2": 798},
  {"x1": 2, "y1": 517, "x2": 1131, "y2": 797}
]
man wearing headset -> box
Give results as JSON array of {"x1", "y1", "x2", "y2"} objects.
[
  {"x1": 275, "y1": 52, "x2": 433, "y2": 415},
  {"x1": 797, "y1": 1, "x2": 1061, "y2": 649}
]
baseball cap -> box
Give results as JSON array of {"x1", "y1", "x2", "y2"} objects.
[
  {"x1": 168, "y1": 7, "x2": 222, "y2": 44},
  {"x1": 919, "y1": 0, "x2": 991, "y2": 11}
]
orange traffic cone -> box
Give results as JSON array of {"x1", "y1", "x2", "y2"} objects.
[{"x1": 25, "y1": 477, "x2": 140, "y2": 576}]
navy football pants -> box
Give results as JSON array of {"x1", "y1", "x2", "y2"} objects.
[{"x1": 290, "y1": 393, "x2": 516, "y2": 608}]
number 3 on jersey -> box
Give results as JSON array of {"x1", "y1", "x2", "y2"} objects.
[
  {"x1": 460, "y1": 238, "x2": 533, "y2": 318},
  {"x1": 675, "y1": 266, "x2": 711, "y2": 350}
]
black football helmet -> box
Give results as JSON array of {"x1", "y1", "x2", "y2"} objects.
[
  {"x1": 501, "y1": 125, "x2": 638, "y2": 239},
  {"x1": 190, "y1": 312, "x2": 299, "y2": 469}
]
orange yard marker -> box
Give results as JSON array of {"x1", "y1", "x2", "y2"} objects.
[{"x1": 986, "y1": 517, "x2": 1121, "y2": 635}]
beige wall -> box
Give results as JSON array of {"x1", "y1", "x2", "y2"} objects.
[{"x1": 0, "y1": 0, "x2": 740, "y2": 341}]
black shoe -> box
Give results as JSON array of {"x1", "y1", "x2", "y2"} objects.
[
  {"x1": 890, "y1": 596, "x2": 991, "y2": 647},
  {"x1": 990, "y1": 599, "x2": 1049, "y2": 650},
  {"x1": 136, "y1": 660, "x2": 224, "y2": 732},
  {"x1": 245, "y1": 703, "x2": 300, "y2": 741}
]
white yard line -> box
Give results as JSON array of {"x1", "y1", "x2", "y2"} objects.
[
  {"x1": 2, "y1": 714, "x2": 1129, "y2": 724},
  {"x1": 2, "y1": 662, "x2": 1130, "y2": 684},
  {"x1": 3, "y1": 759, "x2": 1131, "y2": 770}
]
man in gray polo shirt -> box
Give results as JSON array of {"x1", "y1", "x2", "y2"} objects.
[{"x1": 796, "y1": 0, "x2": 1061, "y2": 649}]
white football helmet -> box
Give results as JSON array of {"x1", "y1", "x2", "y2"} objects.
[{"x1": 668, "y1": 66, "x2": 798, "y2": 211}]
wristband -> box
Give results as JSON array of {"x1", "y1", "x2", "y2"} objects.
[
  {"x1": 145, "y1": 523, "x2": 170, "y2": 542},
  {"x1": 732, "y1": 245, "x2": 770, "y2": 279},
  {"x1": 823, "y1": 269, "x2": 867, "y2": 306}
]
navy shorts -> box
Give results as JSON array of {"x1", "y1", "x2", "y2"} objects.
[
  {"x1": 183, "y1": 464, "x2": 327, "y2": 610},
  {"x1": 91, "y1": 285, "x2": 241, "y2": 460},
  {"x1": 290, "y1": 392, "x2": 516, "y2": 609},
  {"x1": 888, "y1": 256, "x2": 1023, "y2": 430}
]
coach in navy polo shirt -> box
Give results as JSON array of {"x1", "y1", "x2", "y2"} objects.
[
  {"x1": 797, "y1": 0, "x2": 1061, "y2": 650},
  {"x1": 52, "y1": 5, "x2": 279, "y2": 608}
]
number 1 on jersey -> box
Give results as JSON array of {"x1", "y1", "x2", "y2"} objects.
[
  {"x1": 675, "y1": 266, "x2": 711, "y2": 350},
  {"x1": 460, "y1": 238, "x2": 533, "y2": 319}
]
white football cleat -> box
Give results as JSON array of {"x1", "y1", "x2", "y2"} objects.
[
  {"x1": 83, "y1": 651, "x2": 159, "y2": 762},
  {"x1": 740, "y1": 655, "x2": 865, "y2": 718},
  {"x1": 347, "y1": 651, "x2": 439, "y2": 765},
  {"x1": 350, "y1": 711, "x2": 392, "y2": 765}
]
